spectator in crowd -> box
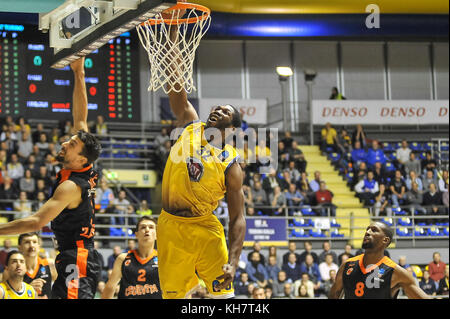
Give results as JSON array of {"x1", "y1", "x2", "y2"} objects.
[
  {"x1": 396, "y1": 140, "x2": 412, "y2": 171},
  {"x1": 19, "y1": 169, "x2": 36, "y2": 197},
  {"x1": 15, "y1": 117, "x2": 31, "y2": 135},
  {"x1": 13, "y1": 191, "x2": 33, "y2": 220},
  {"x1": 282, "y1": 283, "x2": 294, "y2": 299},
  {"x1": 31, "y1": 123, "x2": 46, "y2": 144},
  {"x1": 272, "y1": 270, "x2": 291, "y2": 297},
  {"x1": 93, "y1": 241, "x2": 107, "y2": 282},
  {"x1": 279, "y1": 171, "x2": 292, "y2": 192},
  {"x1": 297, "y1": 285, "x2": 310, "y2": 298},
  {"x1": 36, "y1": 132, "x2": 50, "y2": 154},
  {"x1": 282, "y1": 253, "x2": 303, "y2": 282},
  {"x1": 24, "y1": 154, "x2": 39, "y2": 177},
  {"x1": 423, "y1": 183, "x2": 443, "y2": 216},
  {"x1": 315, "y1": 181, "x2": 336, "y2": 217},
  {"x1": 269, "y1": 186, "x2": 287, "y2": 215},
  {"x1": 266, "y1": 255, "x2": 281, "y2": 286},
  {"x1": 234, "y1": 272, "x2": 250, "y2": 296},
  {"x1": 298, "y1": 241, "x2": 319, "y2": 265},
  {"x1": 17, "y1": 131, "x2": 33, "y2": 161},
  {"x1": 285, "y1": 183, "x2": 304, "y2": 213},
  {"x1": 421, "y1": 152, "x2": 438, "y2": 176},
  {"x1": 262, "y1": 167, "x2": 282, "y2": 198},
  {"x1": 30, "y1": 145, "x2": 44, "y2": 166},
  {"x1": 281, "y1": 131, "x2": 294, "y2": 149},
  {"x1": 443, "y1": 189, "x2": 449, "y2": 210},
  {"x1": 293, "y1": 273, "x2": 315, "y2": 298},
  {"x1": 406, "y1": 182, "x2": 427, "y2": 215},
  {"x1": 398, "y1": 256, "x2": 410, "y2": 269},
  {"x1": 373, "y1": 184, "x2": 391, "y2": 217},
  {"x1": 329, "y1": 87, "x2": 346, "y2": 100},
  {"x1": 283, "y1": 241, "x2": 301, "y2": 266},
  {"x1": 34, "y1": 179, "x2": 50, "y2": 200},
  {"x1": 155, "y1": 127, "x2": 170, "y2": 147},
  {"x1": 265, "y1": 286, "x2": 273, "y2": 299},
  {"x1": 406, "y1": 170, "x2": 423, "y2": 192},
  {"x1": 246, "y1": 283, "x2": 255, "y2": 298},
  {"x1": 296, "y1": 172, "x2": 312, "y2": 200},
  {"x1": 252, "y1": 286, "x2": 267, "y2": 300},
  {"x1": 32, "y1": 191, "x2": 46, "y2": 212},
  {"x1": 246, "y1": 251, "x2": 269, "y2": 288},
  {"x1": 0, "y1": 176, "x2": 18, "y2": 212},
  {"x1": 36, "y1": 166, "x2": 52, "y2": 188},
  {"x1": 318, "y1": 241, "x2": 338, "y2": 265},
  {"x1": 351, "y1": 141, "x2": 367, "y2": 167},
  {"x1": 107, "y1": 246, "x2": 123, "y2": 277},
  {"x1": 94, "y1": 281, "x2": 106, "y2": 299},
  {"x1": 289, "y1": 141, "x2": 307, "y2": 173},
  {"x1": 338, "y1": 244, "x2": 354, "y2": 265},
  {"x1": 50, "y1": 127, "x2": 60, "y2": 145},
  {"x1": 428, "y1": 252, "x2": 446, "y2": 285},
  {"x1": 323, "y1": 269, "x2": 337, "y2": 298},
  {"x1": 422, "y1": 170, "x2": 439, "y2": 192},
  {"x1": 0, "y1": 239, "x2": 13, "y2": 269},
  {"x1": 366, "y1": 140, "x2": 386, "y2": 169},
  {"x1": 355, "y1": 171, "x2": 379, "y2": 206},
  {"x1": 420, "y1": 270, "x2": 437, "y2": 296},
  {"x1": 112, "y1": 190, "x2": 131, "y2": 225},
  {"x1": 352, "y1": 124, "x2": 367, "y2": 148},
  {"x1": 136, "y1": 200, "x2": 153, "y2": 216},
  {"x1": 6, "y1": 153, "x2": 24, "y2": 181},
  {"x1": 309, "y1": 171, "x2": 322, "y2": 193},
  {"x1": 336, "y1": 128, "x2": 352, "y2": 155},
  {"x1": 252, "y1": 181, "x2": 268, "y2": 214},
  {"x1": 437, "y1": 265, "x2": 449, "y2": 296},
  {"x1": 319, "y1": 253, "x2": 339, "y2": 282},
  {"x1": 404, "y1": 152, "x2": 422, "y2": 175},
  {"x1": 268, "y1": 245, "x2": 283, "y2": 269},
  {"x1": 0, "y1": 149, "x2": 7, "y2": 170},
  {"x1": 439, "y1": 170, "x2": 449, "y2": 193},
  {"x1": 340, "y1": 253, "x2": 352, "y2": 265},
  {"x1": 93, "y1": 115, "x2": 108, "y2": 137},
  {"x1": 247, "y1": 241, "x2": 266, "y2": 266},
  {"x1": 284, "y1": 161, "x2": 301, "y2": 184},
  {"x1": 389, "y1": 170, "x2": 407, "y2": 207},
  {"x1": 300, "y1": 254, "x2": 322, "y2": 291},
  {"x1": 321, "y1": 122, "x2": 338, "y2": 153},
  {"x1": 278, "y1": 141, "x2": 290, "y2": 170}
]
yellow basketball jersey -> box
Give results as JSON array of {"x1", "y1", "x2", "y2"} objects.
[
  {"x1": 0, "y1": 281, "x2": 36, "y2": 299},
  {"x1": 162, "y1": 121, "x2": 240, "y2": 216}
]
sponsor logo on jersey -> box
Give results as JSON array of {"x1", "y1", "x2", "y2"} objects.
[
  {"x1": 124, "y1": 260, "x2": 131, "y2": 267},
  {"x1": 40, "y1": 266, "x2": 46, "y2": 275},
  {"x1": 27, "y1": 289, "x2": 33, "y2": 297},
  {"x1": 187, "y1": 157, "x2": 204, "y2": 182},
  {"x1": 346, "y1": 268, "x2": 354, "y2": 275},
  {"x1": 218, "y1": 150, "x2": 229, "y2": 162}
]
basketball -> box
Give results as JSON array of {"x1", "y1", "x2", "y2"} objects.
[{"x1": 161, "y1": 0, "x2": 187, "y2": 20}]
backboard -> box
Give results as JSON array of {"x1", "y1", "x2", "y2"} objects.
[{"x1": 38, "y1": 0, "x2": 177, "y2": 68}]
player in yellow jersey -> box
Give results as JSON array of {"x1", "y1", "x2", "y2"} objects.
[
  {"x1": 0, "y1": 251, "x2": 36, "y2": 299},
  {"x1": 157, "y1": 27, "x2": 246, "y2": 299}
]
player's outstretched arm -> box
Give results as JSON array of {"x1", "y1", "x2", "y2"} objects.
[
  {"x1": 0, "y1": 181, "x2": 81, "y2": 236},
  {"x1": 394, "y1": 265, "x2": 431, "y2": 299},
  {"x1": 329, "y1": 261, "x2": 346, "y2": 299},
  {"x1": 70, "y1": 57, "x2": 89, "y2": 133},
  {"x1": 102, "y1": 253, "x2": 126, "y2": 299},
  {"x1": 216, "y1": 163, "x2": 246, "y2": 290},
  {"x1": 166, "y1": 26, "x2": 198, "y2": 127}
]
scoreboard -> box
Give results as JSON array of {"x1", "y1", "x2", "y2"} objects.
[{"x1": 0, "y1": 23, "x2": 141, "y2": 122}]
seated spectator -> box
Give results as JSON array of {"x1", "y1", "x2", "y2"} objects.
[
  {"x1": 15, "y1": 117, "x2": 31, "y2": 135},
  {"x1": 423, "y1": 183, "x2": 443, "y2": 216},
  {"x1": 136, "y1": 200, "x2": 153, "y2": 216},
  {"x1": 421, "y1": 152, "x2": 437, "y2": 176},
  {"x1": 34, "y1": 179, "x2": 50, "y2": 200},
  {"x1": 315, "y1": 181, "x2": 336, "y2": 217},
  {"x1": 0, "y1": 149, "x2": 7, "y2": 170},
  {"x1": 246, "y1": 252, "x2": 269, "y2": 288},
  {"x1": 246, "y1": 283, "x2": 255, "y2": 299},
  {"x1": 36, "y1": 132, "x2": 50, "y2": 155},
  {"x1": 374, "y1": 184, "x2": 392, "y2": 217},
  {"x1": 282, "y1": 131, "x2": 294, "y2": 149},
  {"x1": 269, "y1": 186, "x2": 287, "y2": 215},
  {"x1": 234, "y1": 272, "x2": 250, "y2": 296},
  {"x1": 279, "y1": 171, "x2": 292, "y2": 192},
  {"x1": 319, "y1": 253, "x2": 339, "y2": 282},
  {"x1": 398, "y1": 256, "x2": 410, "y2": 269},
  {"x1": 329, "y1": 87, "x2": 346, "y2": 100},
  {"x1": 428, "y1": 252, "x2": 446, "y2": 286},
  {"x1": 318, "y1": 241, "x2": 338, "y2": 265},
  {"x1": 299, "y1": 254, "x2": 322, "y2": 287},
  {"x1": 268, "y1": 245, "x2": 283, "y2": 271},
  {"x1": 284, "y1": 161, "x2": 301, "y2": 184},
  {"x1": 293, "y1": 273, "x2": 314, "y2": 298},
  {"x1": 93, "y1": 115, "x2": 108, "y2": 137},
  {"x1": 31, "y1": 123, "x2": 46, "y2": 144},
  {"x1": 50, "y1": 127, "x2": 60, "y2": 144},
  {"x1": 266, "y1": 255, "x2": 281, "y2": 286},
  {"x1": 296, "y1": 172, "x2": 312, "y2": 197},
  {"x1": 30, "y1": 145, "x2": 44, "y2": 166},
  {"x1": 422, "y1": 169, "x2": 439, "y2": 192},
  {"x1": 282, "y1": 283, "x2": 294, "y2": 299},
  {"x1": 285, "y1": 183, "x2": 304, "y2": 213},
  {"x1": 23, "y1": 155, "x2": 39, "y2": 177},
  {"x1": 32, "y1": 191, "x2": 46, "y2": 212},
  {"x1": 278, "y1": 141, "x2": 290, "y2": 170},
  {"x1": 338, "y1": 244, "x2": 354, "y2": 265},
  {"x1": 396, "y1": 140, "x2": 412, "y2": 170},
  {"x1": 13, "y1": 191, "x2": 33, "y2": 219},
  {"x1": 282, "y1": 253, "x2": 303, "y2": 282},
  {"x1": 295, "y1": 285, "x2": 310, "y2": 298},
  {"x1": 355, "y1": 171, "x2": 379, "y2": 206},
  {"x1": 404, "y1": 152, "x2": 421, "y2": 175},
  {"x1": 406, "y1": 170, "x2": 423, "y2": 192},
  {"x1": 17, "y1": 131, "x2": 33, "y2": 161},
  {"x1": 366, "y1": 140, "x2": 387, "y2": 169},
  {"x1": 282, "y1": 241, "x2": 301, "y2": 266},
  {"x1": 37, "y1": 166, "x2": 52, "y2": 188},
  {"x1": 323, "y1": 269, "x2": 337, "y2": 298},
  {"x1": 353, "y1": 161, "x2": 369, "y2": 188},
  {"x1": 247, "y1": 241, "x2": 266, "y2": 266},
  {"x1": 336, "y1": 128, "x2": 352, "y2": 155},
  {"x1": 251, "y1": 181, "x2": 268, "y2": 214},
  {"x1": 112, "y1": 190, "x2": 132, "y2": 225},
  {"x1": 419, "y1": 270, "x2": 437, "y2": 296},
  {"x1": 309, "y1": 171, "x2": 322, "y2": 193},
  {"x1": 107, "y1": 246, "x2": 123, "y2": 277},
  {"x1": 298, "y1": 241, "x2": 319, "y2": 265},
  {"x1": 0, "y1": 176, "x2": 18, "y2": 211},
  {"x1": 321, "y1": 122, "x2": 338, "y2": 153},
  {"x1": 6, "y1": 153, "x2": 24, "y2": 181},
  {"x1": 438, "y1": 170, "x2": 448, "y2": 193},
  {"x1": 406, "y1": 182, "x2": 427, "y2": 215},
  {"x1": 272, "y1": 270, "x2": 291, "y2": 297},
  {"x1": 262, "y1": 167, "x2": 282, "y2": 198},
  {"x1": 352, "y1": 124, "x2": 367, "y2": 150},
  {"x1": 437, "y1": 265, "x2": 449, "y2": 296},
  {"x1": 351, "y1": 141, "x2": 367, "y2": 167},
  {"x1": 289, "y1": 141, "x2": 307, "y2": 173},
  {"x1": 19, "y1": 169, "x2": 36, "y2": 197},
  {"x1": 389, "y1": 170, "x2": 407, "y2": 207}
]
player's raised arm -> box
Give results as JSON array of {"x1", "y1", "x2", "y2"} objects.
[
  {"x1": 393, "y1": 265, "x2": 431, "y2": 299},
  {"x1": 102, "y1": 253, "x2": 127, "y2": 299},
  {"x1": 166, "y1": 26, "x2": 198, "y2": 127},
  {"x1": 329, "y1": 260, "x2": 346, "y2": 299},
  {"x1": 70, "y1": 57, "x2": 89, "y2": 132},
  {"x1": 0, "y1": 181, "x2": 81, "y2": 235},
  {"x1": 216, "y1": 163, "x2": 246, "y2": 290}
]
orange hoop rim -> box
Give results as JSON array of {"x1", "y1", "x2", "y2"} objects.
[{"x1": 142, "y1": 2, "x2": 211, "y2": 26}]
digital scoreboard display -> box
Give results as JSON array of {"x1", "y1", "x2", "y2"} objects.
[{"x1": 0, "y1": 23, "x2": 141, "y2": 122}]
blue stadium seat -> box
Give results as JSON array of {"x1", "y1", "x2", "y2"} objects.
[
  {"x1": 385, "y1": 162, "x2": 396, "y2": 173},
  {"x1": 382, "y1": 142, "x2": 394, "y2": 152},
  {"x1": 418, "y1": 152, "x2": 427, "y2": 160},
  {"x1": 110, "y1": 227, "x2": 126, "y2": 237},
  {"x1": 389, "y1": 153, "x2": 397, "y2": 161},
  {"x1": 440, "y1": 142, "x2": 449, "y2": 151},
  {"x1": 331, "y1": 219, "x2": 341, "y2": 228},
  {"x1": 398, "y1": 217, "x2": 412, "y2": 226},
  {"x1": 291, "y1": 228, "x2": 309, "y2": 238},
  {"x1": 423, "y1": 142, "x2": 434, "y2": 151},
  {"x1": 329, "y1": 153, "x2": 341, "y2": 162},
  {"x1": 394, "y1": 142, "x2": 402, "y2": 150},
  {"x1": 381, "y1": 218, "x2": 393, "y2": 226},
  {"x1": 410, "y1": 142, "x2": 422, "y2": 152},
  {"x1": 301, "y1": 206, "x2": 315, "y2": 216},
  {"x1": 443, "y1": 227, "x2": 449, "y2": 236},
  {"x1": 414, "y1": 226, "x2": 426, "y2": 237},
  {"x1": 396, "y1": 227, "x2": 410, "y2": 237},
  {"x1": 310, "y1": 228, "x2": 327, "y2": 238},
  {"x1": 330, "y1": 229, "x2": 345, "y2": 238},
  {"x1": 427, "y1": 226, "x2": 441, "y2": 237},
  {"x1": 392, "y1": 206, "x2": 407, "y2": 216}
]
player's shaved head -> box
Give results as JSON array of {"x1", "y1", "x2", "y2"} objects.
[{"x1": 376, "y1": 222, "x2": 394, "y2": 247}]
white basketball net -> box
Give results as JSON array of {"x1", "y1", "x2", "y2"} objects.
[{"x1": 136, "y1": 8, "x2": 211, "y2": 94}]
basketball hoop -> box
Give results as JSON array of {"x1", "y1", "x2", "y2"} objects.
[{"x1": 136, "y1": 2, "x2": 211, "y2": 94}]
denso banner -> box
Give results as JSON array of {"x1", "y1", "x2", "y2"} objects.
[
  {"x1": 312, "y1": 100, "x2": 449, "y2": 125},
  {"x1": 199, "y1": 98, "x2": 268, "y2": 124}
]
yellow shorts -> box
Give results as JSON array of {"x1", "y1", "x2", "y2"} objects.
[{"x1": 157, "y1": 209, "x2": 234, "y2": 299}]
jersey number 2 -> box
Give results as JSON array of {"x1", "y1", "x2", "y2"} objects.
[
  {"x1": 137, "y1": 270, "x2": 146, "y2": 282},
  {"x1": 355, "y1": 282, "x2": 365, "y2": 297}
]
